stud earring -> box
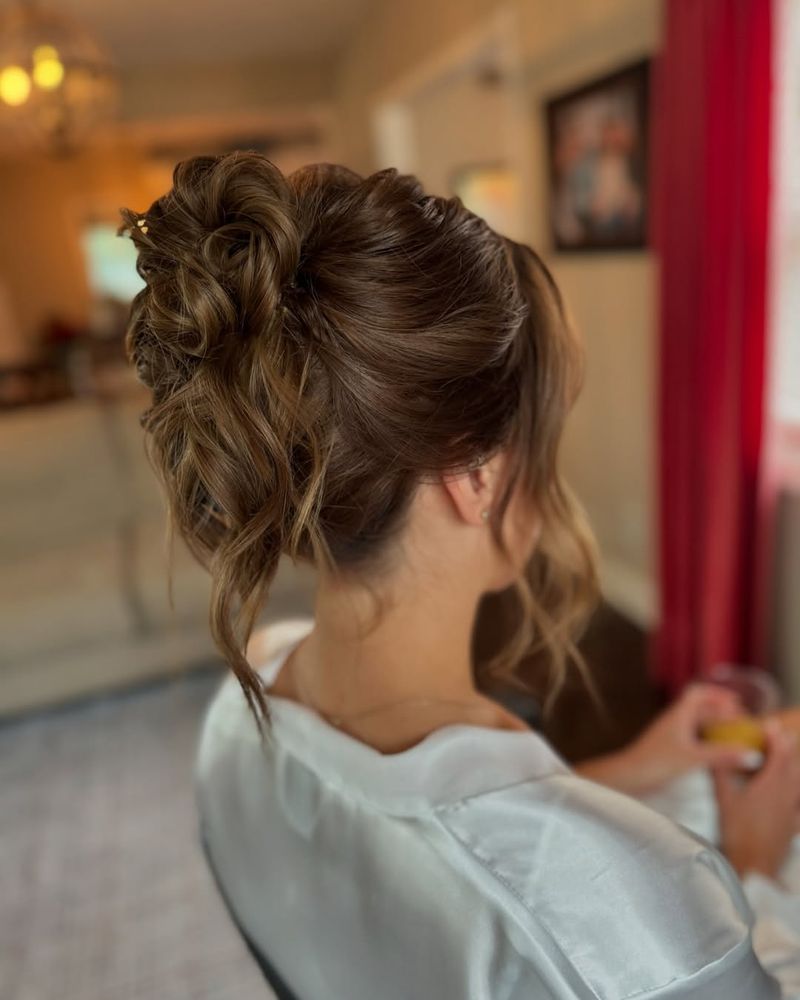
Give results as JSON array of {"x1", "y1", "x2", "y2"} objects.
[{"x1": 480, "y1": 509, "x2": 490, "y2": 521}]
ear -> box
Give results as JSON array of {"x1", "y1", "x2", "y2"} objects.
[{"x1": 441, "y1": 454, "x2": 502, "y2": 527}]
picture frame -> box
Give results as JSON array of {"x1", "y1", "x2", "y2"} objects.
[{"x1": 545, "y1": 60, "x2": 650, "y2": 252}]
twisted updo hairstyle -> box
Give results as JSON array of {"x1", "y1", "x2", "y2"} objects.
[{"x1": 119, "y1": 151, "x2": 598, "y2": 729}]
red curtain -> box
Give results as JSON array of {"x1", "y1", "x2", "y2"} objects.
[{"x1": 652, "y1": 0, "x2": 773, "y2": 694}]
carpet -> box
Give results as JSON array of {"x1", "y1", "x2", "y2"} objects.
[{"x1": 0, "y1": 670, "x2": 272, "y2": 1000}]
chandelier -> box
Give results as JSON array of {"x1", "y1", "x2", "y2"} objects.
[{"x1": 0, "y1": 1, "x2": 118, "y2": 155}]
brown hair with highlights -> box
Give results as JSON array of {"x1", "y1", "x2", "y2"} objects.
[{"x1": 119, "y1": 151, "x2": 599, "y2": 731}]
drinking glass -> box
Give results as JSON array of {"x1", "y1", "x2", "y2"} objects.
[{"x1": 703, "y1": 663, "x2": 782, "y2": 716}]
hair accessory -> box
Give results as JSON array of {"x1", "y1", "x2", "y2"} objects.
[{"x1": 136, "y1": 216, "x2": 149, "y2": 235}]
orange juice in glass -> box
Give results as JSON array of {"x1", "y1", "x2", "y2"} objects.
[{"x1": 700, "y1": 664, "x2": 782, "y2": 768}]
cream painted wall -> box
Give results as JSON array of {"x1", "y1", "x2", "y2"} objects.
[
  {"x1": 118, "y1": 56, "x2": 335, "y2": 123},
  {"x1": 0, "y1": 136, "x2": 331, "y2": 355},
  {"x1": 0, "y1": 145, "x2": 158, "y2": 357},
  {"x1": 335, "y1": 0, "x2": 662, "y2": 626},
  {"x1": 411, "y1": 74, "x2": 512, "y2": 204},
  {"x1": 523, "y1": 2, "x2": 661, "y2": 626}
]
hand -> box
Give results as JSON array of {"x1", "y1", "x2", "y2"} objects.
[
  {"x1": 620, "y1": 682, "x2": 757, "y2": 794},
  {"x1": 713, "y1": 719, "x2": 800, "y2": 880},
  {"x1": 576, "y1": 682, "x2": 756, "y2": 796}
]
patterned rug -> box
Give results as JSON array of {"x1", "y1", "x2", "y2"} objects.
[{"x1": 0, "y1": 670, "x2": 272, "y2": 1000}]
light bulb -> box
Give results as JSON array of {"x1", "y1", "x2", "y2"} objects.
[
  {"x1": 33, "y1": 45, "x2": 59, "y2": 63},
  {"x1": 33, "y1": 57, "x2": 64, "y2": 90},
  {"x1": 0, "y1": 66, "x2": 32, "y2": 106}
]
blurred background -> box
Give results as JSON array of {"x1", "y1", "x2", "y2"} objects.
[{"x1": 0, "y1": 0, "x2": 798, "y2": 997}]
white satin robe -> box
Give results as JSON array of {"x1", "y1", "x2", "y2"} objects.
[{"x1": 195, "y1": 618, "x2": 782, "y2": 998}]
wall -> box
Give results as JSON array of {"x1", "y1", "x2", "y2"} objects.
[
  {"x1": 0, "y1": 134, "x2": 331, "y2": 358},
  {"x1": 118, "y1": 56, "x2": 334, "y2": 123},
  {"x1": 410, "y1": 73, "x2": 513, "y2": 205},
  {"x1": 0, "y1": 144, "x2": 158, "y2": 356},
  {"x1": 522, "y1": 1, "x2": 660, "y2": 626},
  {"x1": 335, "y1": 0, "x2": 662, "y2": 627}
]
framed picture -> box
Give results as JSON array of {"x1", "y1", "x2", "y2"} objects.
[{"x1": 545, "y1": 60, "x2": 650, "y2": 251}]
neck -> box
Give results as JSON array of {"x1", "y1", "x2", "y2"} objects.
[{"x1": 288, "y1": 566, "x2": 484, "y2": 715}]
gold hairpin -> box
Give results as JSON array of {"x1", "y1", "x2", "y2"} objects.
[{"x1": 136, "y1": 216, "x2": 149, "y2": 235}]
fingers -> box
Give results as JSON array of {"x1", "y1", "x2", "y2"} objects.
[
  {"x1": 679, "y1": 684, "x2": 746, "y2": 734},
  {"x1": 753, "y1": 720, "x2": 800, "y2": 789},
  {"x1": 711, "y1": 762, "x2": 741, "y2": 812},
  {"x1": 684, "y1": 681, "x2": 745, "y2": 719},
  {"x1": 710, "y1": 721, "x2": 800, "y2": 813},
  {"x1": 697, "y1": 742, "x2": 763, "y2": 772}
]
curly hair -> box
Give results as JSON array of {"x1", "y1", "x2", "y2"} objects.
[{"x1": 118, "y1": 151, "x2": 599, "y2": 731}]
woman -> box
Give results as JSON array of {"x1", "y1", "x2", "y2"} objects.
[{"x1": 120, "y1": 152, "x2": 791, "y2": 998}]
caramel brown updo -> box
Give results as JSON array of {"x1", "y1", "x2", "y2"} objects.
[{"x1": 119, "y1": 151, "x2": 598, "y2": 729}]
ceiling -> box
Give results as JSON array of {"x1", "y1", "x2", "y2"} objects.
[{"x1": 18, "y1": 0, "x2": 372, "y2": 70}]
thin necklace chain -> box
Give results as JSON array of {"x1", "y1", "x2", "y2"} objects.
[{"x1": 285, "y1": 649, "x2": 496, "y2": 728}]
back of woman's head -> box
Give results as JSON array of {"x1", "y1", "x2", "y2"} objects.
[{"x1": 119, "y1": 151, "x2": 598, "y2": 727}]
